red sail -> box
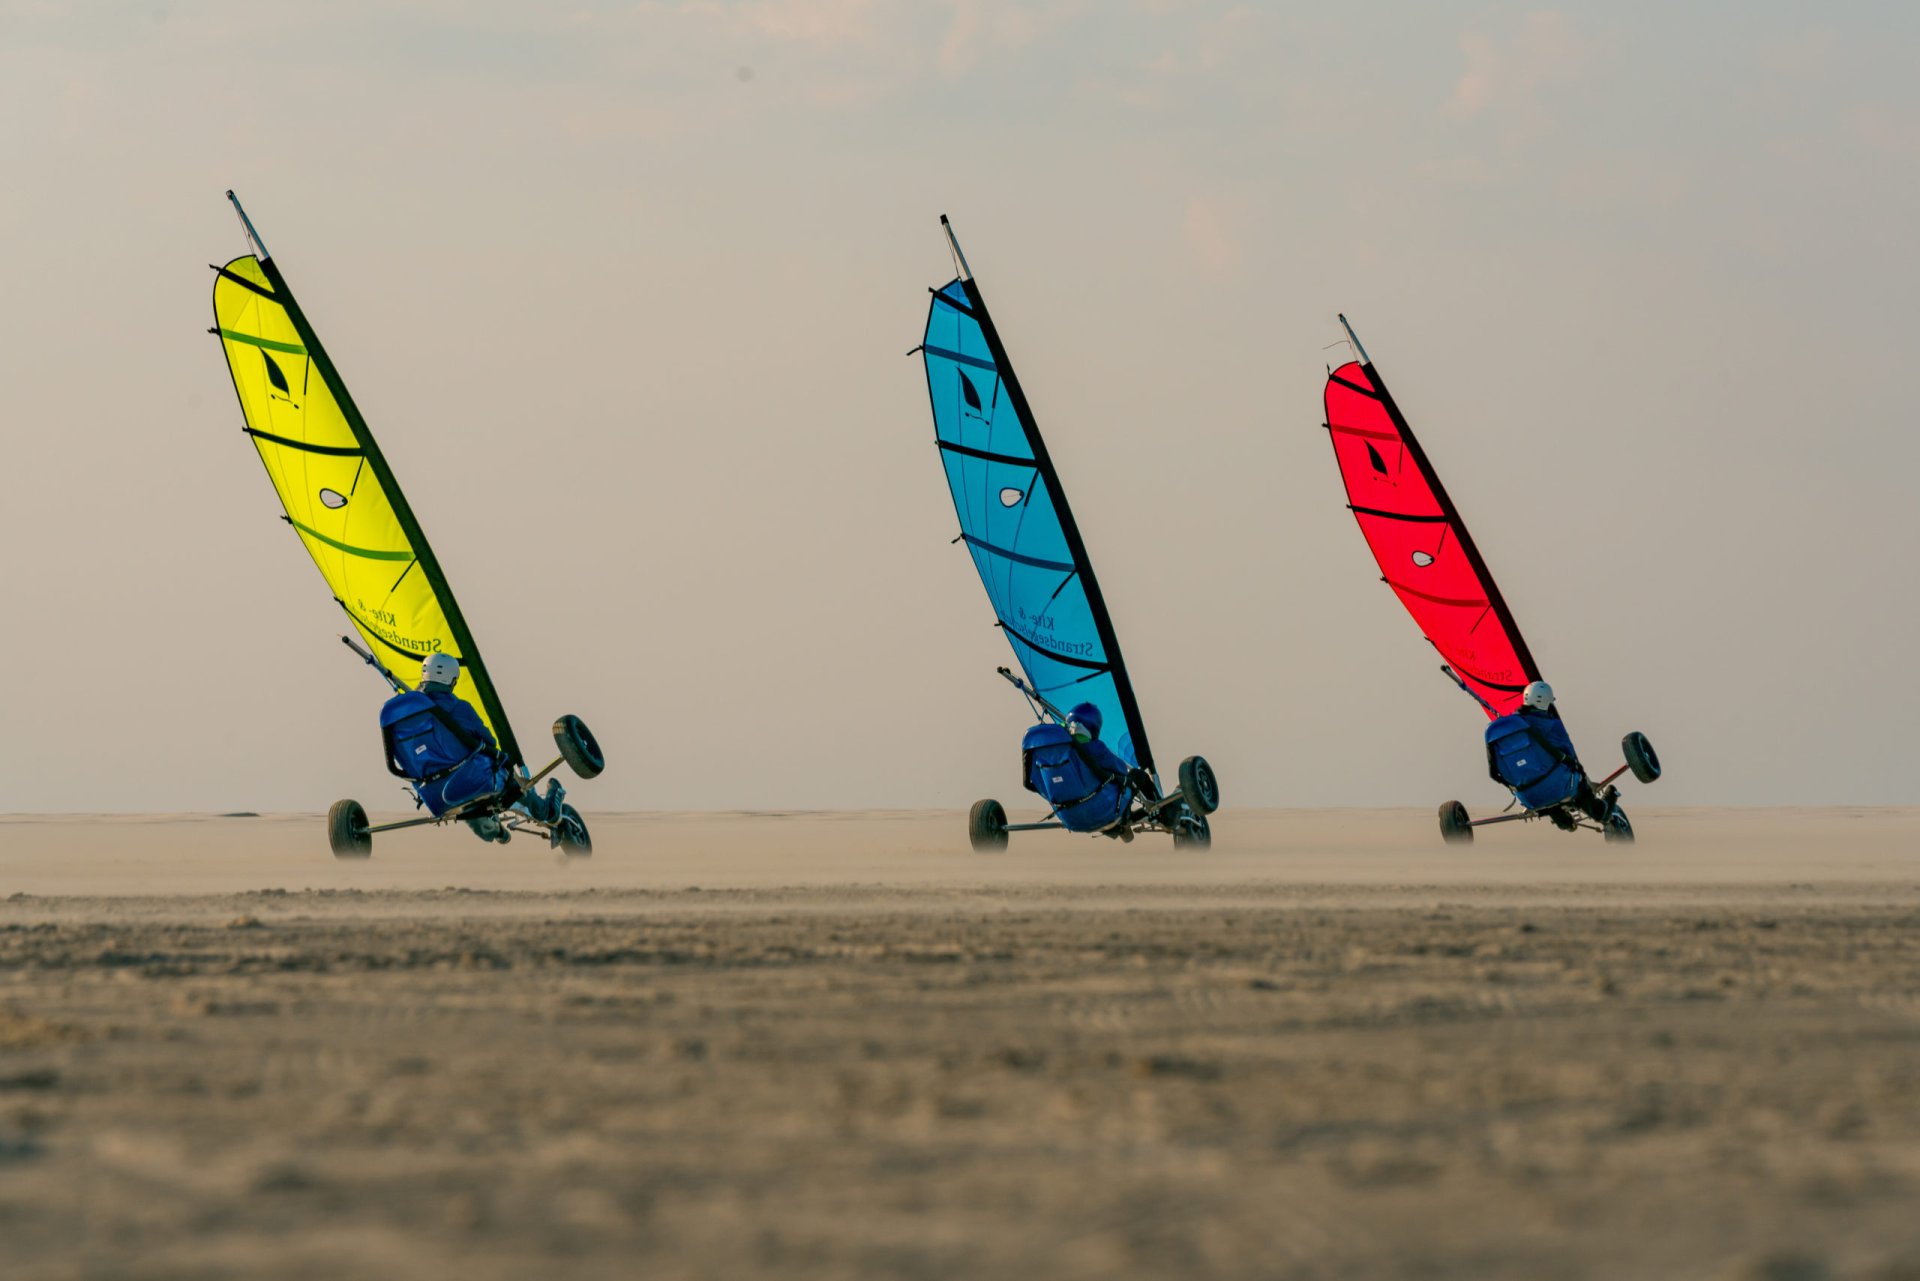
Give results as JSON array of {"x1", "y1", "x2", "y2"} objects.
[{"x1": 1323, "y1": 360, "x2": 1540, "y2": 718}]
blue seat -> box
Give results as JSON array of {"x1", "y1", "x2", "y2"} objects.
[
  {"x1": 381, "y1": 692, "x2": 508, "y2": 817},
  {"x1": 1022, "y1": 723, "x2": 1131, "y2": 832}
]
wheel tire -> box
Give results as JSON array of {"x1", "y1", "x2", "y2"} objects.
[
  {"x1": 1177, "y1": 755, "x2": 1220, "y2": 816},
  {"x1": 1622, "y1": 732, "x2": 1661, "y2": 785},
  {"x1": 968, "y1": 799, "x2": 1008, "y2": 852},
  {"x1": 1172, "y1": 812, "x2": 1212, "y2": 850},
  {"x1": 1603, "y1": 806, "x2": 1635, "y2": 844},
  {"x1": 555, "y1": 804, "x2": 592, "y2": 857},
  {"x1": 328, "y1": 799, "x2": 371, "y2": 860},
  {"x1": 553, "y1": 715, "x2": 605, "y2": 780},
  {"x1": 1438, "y1": 800, "x2": 1473, "y2": 845}
]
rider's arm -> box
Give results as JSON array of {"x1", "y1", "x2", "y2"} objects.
[
  {"x1": 1487, "y1": 739, "x2": 1504, "y2": 783},
  {"x1": 1080, "y1": 740, "x2": 1132, "y2": 781},
  {"x1": 1531, "y1": 719, "x2": 1578, "y2": 768},
  {"x1": 449, "y1": 699, "x2": 500, "y2": 753}
]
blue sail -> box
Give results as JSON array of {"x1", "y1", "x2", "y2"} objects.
[{"x1": 919, "y1": 272, "x2": 1156, "y2": 776}]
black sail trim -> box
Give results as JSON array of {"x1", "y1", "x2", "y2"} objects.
[
  {"x1": 244, "y1": 426, "x2": 363, "y2": 457},
  {"x1": 1349, "y1": 504, "x2": 1447, "y2": 523},
  {"x1": 212, "y1": 264, "x2": 277, "y2": 300},
  {"x1": 930, "y1": 288, "x2": 976, "y2": 316},
  {"x1": 246, "y1": 255, "x2": 525, "y2": 768},
  {"x1": 958, "y1": 275, "x2": 1158, "y2": 774},
  {"x1": 937, "y1": 440, "x2": 1037, "y2": 467}
]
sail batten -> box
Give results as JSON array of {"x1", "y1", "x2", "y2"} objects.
[
  {"x1": 920, "y1": 267, "x2": 1156, "y2": 775},
  {"x1": 212, "y1": 242, "x2": 524, "y2": 767}
]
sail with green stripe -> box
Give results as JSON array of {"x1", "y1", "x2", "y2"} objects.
[{"x1": 209, "y1": 194, "x2": 523, "y2": 766}]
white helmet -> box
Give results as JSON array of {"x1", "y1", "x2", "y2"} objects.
[
  {"x1": 1522, "y1": 680, "x2": 1554, "y2": 712},
  {"x1": 420, "y1": 654, "x2": 461, "y2": 689}
]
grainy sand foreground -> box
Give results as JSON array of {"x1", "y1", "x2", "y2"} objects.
[{"x1": 2, "y1": 809, "x2": 1918, "y2": 1280}]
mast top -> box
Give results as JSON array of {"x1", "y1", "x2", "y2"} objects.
[
  {"x1": 1337, "y1": 313, "x2": 1370, "y2": 366},
  {"x1": 227, "y1": 190, "x2": 270, "y2": 262},
  {"x1": 940, "y1": 214, "x2": 973, "y2": 282}
]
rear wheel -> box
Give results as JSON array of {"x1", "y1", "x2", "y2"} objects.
[
  {"x1": 1172, "y1": 812, "x2": 1211, "y2": 850},
  {"x1": 1438, "y1": 800, "x2": 1473, "y2": 845},
  {"x1": 1603, "y1": 806, "x2": 1635, "y2": 844},
  {"x1": 554, "y1": 804, "x2": 592, "y2": 857},
  {"x1": 968, "y1": 799, "x2": 1008, "y2": 852},
  {"x1": 1177, "y1": 756, "x2": 1220, "y2": 816},
  {"x1": 1622, "y1": 732, "x2": 1660, "y2": 785},
  {"x1": 328, "y1": 799, "x2": 371, "y2": 860},
  {"x1": 553, "y1": 715, "x2": 605, "y2": 780}
]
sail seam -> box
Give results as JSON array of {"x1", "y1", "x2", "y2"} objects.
[
  {"x1": 286, "y1": 516, "x2": 413, "y2": 562},
  {"x1": 219, "y1": 328, "x2": 306, "y2": 355},
  {"x1": 922, "y1": 343, "x2": 997, "y2": 373}
]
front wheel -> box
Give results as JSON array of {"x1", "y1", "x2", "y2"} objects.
[
  {"x1": 1438, "y1": 800, "x2": 1473, "y2": 845},
  {"x1": 1171, "y1": 812, "x2": 1211, "y2": 850},
  {"x1": 554, "y1": 804, "x2": 592, "y2": 857},
  {"x1": 1622, "y1": 732, "x2": 1660, "y2": 785},
  {"x1": 1177, "y1": 756, "x2": 1220, "y2": 816},
  {"x1": 968, "y1": 799, "x2": 1008, "y2": 852},
  {"x1": 553, "y1": 715, "x2": 605, "y2": 780},
  {"x1": 328, "y1": 799, "x2": 371, "y2": 859},
  {"x1": 1603, "y1": 806, "x2": 1635, "y2": 844}
]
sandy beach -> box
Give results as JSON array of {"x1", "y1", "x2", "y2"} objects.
[{"x1": 2, "y1": 809, "x2": 1918, "y2": 1279}]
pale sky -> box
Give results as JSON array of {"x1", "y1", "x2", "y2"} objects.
[{"x1": 2, "y1": 1, "x2": 1915, "y2": 812}]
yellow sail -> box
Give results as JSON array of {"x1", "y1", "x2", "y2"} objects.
[{"x1": 211, "y1": 250, "x2": 521, "y2": 764}]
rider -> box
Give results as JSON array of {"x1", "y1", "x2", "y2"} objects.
[
  {"x1": 382, "y1": 654, "x2": 560, "y2": 842},
  {"x1": 1487, "y1": 681, "x2": 1608, "y2": 826},
  {"x1": 1065, "y1": 703, "x2": 1126, "y2": 773},
  {"x1": 1065, "y1": 703, "x2": 1157, "y2": 801}
]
